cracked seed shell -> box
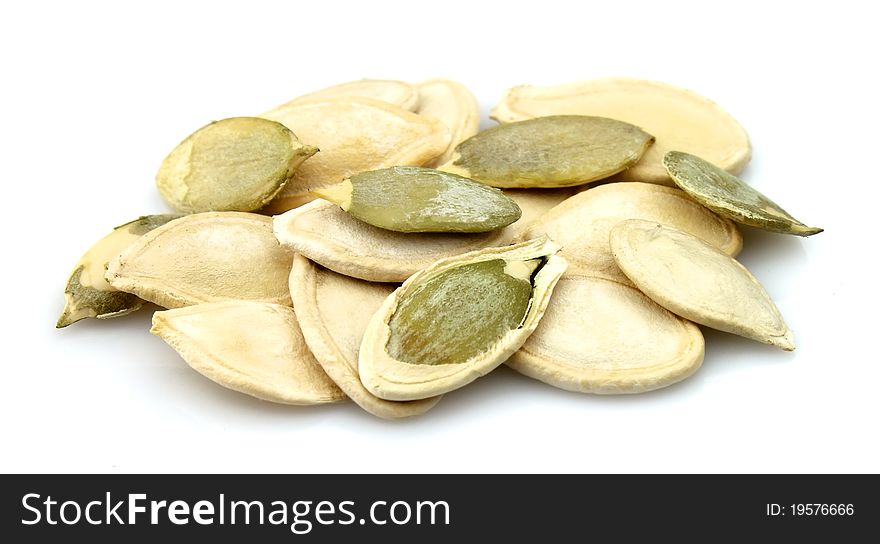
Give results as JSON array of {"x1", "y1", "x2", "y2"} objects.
[
  {"x1": 358, "y1": 237, "x2": 568, "y2": 401},
  {"x1": 290, "y1": 255, "x2": 441, "y2": 419},
  {"x1": 57, "y1": 214, "x2": 182, "y2": 328}
]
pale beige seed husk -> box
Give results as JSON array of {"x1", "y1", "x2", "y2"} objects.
[
  {"x1": 273, "y1": 190, "x2": 574, "y2": 283},
  {"x1": 610, "y1": 219, "x2": 794, "y2": 350},
  {"x1": 416, "y1": 79, "x2": 480, "y2": 168},
  {"x1": 491, "y1": 78, "x2": 751, "y2": 184},
  {"x1": 507, "y1": 274, "x2": 704, "y2": 394},
  {"x1": 518, "y1": 182, "x2": 742, "y2": 284},
  {"x1": 290, "y1": 255, "x2": 441, "y2": 418},
  {"x1": 151, "y1": 301, "x2": 344, "y2": 405},
  {"x1": 277, "y1": 79, "x2": 420, "y2": 111},
  {"x1": 359, "y1": 237, "x2": 568, "y2": 401},
  {"x1": 106, "y1": 213, "x2": 293, "y2": 308},
  {"x1": 274, "y1": 200, "x2": 508, "y2": 282},
  {"x1": 57, "y1": 215, "x2": 180, "y2": 327},
  {"x1": 260, "y1": 97, "x2": 450, "y2": 213}
]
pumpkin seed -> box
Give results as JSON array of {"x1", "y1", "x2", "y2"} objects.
[
  {"x1": 151, "y1": 301, "x2": 344, "y2": 405},
  {"x1": 273, "y1": 200, "x2": 510, "y2": 282},
  {"x1": 518, "y1": 182, "x2": 742, "y2": 283},
  {"x1": 57, "y1": 214, "x2": 182, "y2": 328},
  {"x1": 311, "y1": 166, "x2": 522, "y2": 233},
  {"x1": 106, "y1": 212, "x2": 293, "y2": 308},
  {"x1": 663, "y1": 151, "x2": 823, "y2": 236},
  {"x1": 260, "y1": 97, "x2": 450, "y2": 213},
  {"x1": 491, "y1": 78, "x2": 751, "y2": 184},
  {"x1": 279, "y1": 79, "x2": 420, "y2": 111},
  {"x1": 416, "y1": 79, "x2": 480, "y2": 167},
  {"x1": 156, "y1": 117, "x2": 317, "y2": 213},
  {"x1": 507, "y1": 274, "x2": 704, "y2": 394},
  {"x1": 290, "y1": 255, "x2": 441, "y2": 419},
  {"x1": 610, "y1": 220, "x2": 795, "y2": 350},
  {"x1": 441, "y1": 115, "x2": 654, "y2": 188},
  {"x1": 359, "y1": 237, "x2": 567, "y2": 401},
  {"x1": 502, "y1": 188, "x2": 578, "y2": 240}
]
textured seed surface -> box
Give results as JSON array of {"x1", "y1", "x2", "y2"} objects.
[
  {"x1": 151, "y1": 301, "x2": 344, "y2": 405},
  {"x1": 57, "y1": 214, "x2": 181, "y2": 328},
  {"x1": 282, "y1": 79, "x2": 420, "y2": 111},
  {"x1": 313, "y1": 166, "x2": 522, "y2": 232},
  {"x1": 507, "y1": 275, "x2": 704, "y2": 394},
  {"x1": 663, "y1": 151, "x2": 823, "y2": 236},
  {"x1": 491, "y1": 78, "x2": 751, "y2": 184},
  {"x1": 416, "y1": 79, "x2": 480, "y2": 167},
  {"x1": 273, "y1": 201, "x2": 510, "y2": 282},
  {"x1": 156, "y1": 117, "x2": 316, "y2": 213},
  {"x1": 519, "y1": 182, "x2": 742, "y2": 283},
  {"x1": 611, "y1": 220, "x2": 794, "y2": 350},
  {"x1": 388, "y1": 259, "x2": 533, "y2": 365},
  {"x1": 106, "y1": 212, "x2": 293, "y2": 308},
  {"x1": 358, "y1": 237, "x2": 568, "y2": 401},
  {"x1": 260, "y1": 98, "x2": 450, "y2": 213},
  {"x1": 444, "y1": 115, "x2": 653, "y2": 188},
  {"x1": 290, "y1": 255, "x2": 441, "y2": 419}
]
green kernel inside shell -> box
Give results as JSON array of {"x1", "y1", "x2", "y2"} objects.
[{"x1": 387, "y1": 259, "x2": 535, "y2": 366}]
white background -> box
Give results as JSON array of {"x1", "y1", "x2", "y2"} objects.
[{"x1": 2, "y1": 0, "x2": 877, "y2": 473}]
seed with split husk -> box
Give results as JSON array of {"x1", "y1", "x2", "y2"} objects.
[
  {"x1": 416, "y1": 79, "x2": 480, "y2": 167},
  {"x1": 358, "y1": 237, "x2": 567, "y2": 401},
  {"x1": 106, "y1": 212, "x2": 293, "y2": 308},
  {"x1": 519, "y1": 182, "x2": 742, "y2": 284},
  {"x1": 290, "y1": 255, "x2": 441, "y2": 419},
  {"x1": 151, "y1": 301, "x2": 345, "y2": 405},
  {"x1": 507, "y1": 274, "x2": 704, "y2": 394},
  {"x1": 663, "y1": 151, "x2": 823, "y2": 236},
  {"x1": 491, "y1": 78, "x2": 751, "y2": 185},
  {"x1": 156, "y1": 117, "x2": 317, "y2": 213},
  {"x1": 440, "y1": 115, "x2": 654, "y2": 188},
  {"x1": 311, "y1": 166, "x2": 522, "y2": 233},
  {"x1": 610, "y1": 219, "x2": 795, "y2": 350},
  {"x1": 260, "y1": 97, "x2": 450, "y2": 213},
  {"x1": 57, "y1": 214, "x2": 182, "y2": 328},
  {"x1": 280, "y1": 79, "x2": 420, "y2": 111}
]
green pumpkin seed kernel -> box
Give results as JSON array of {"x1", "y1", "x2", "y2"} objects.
[
  {"x1": 156, "y1": 117, "x2": 317, "y2": 213},
  {"x1": 442, "y1": 115, "x2": 654, "y2": 188},
  {"x1": 57, "y1": 214, "x2": 182, "y2": 328},
  {"x1": 663, "y1": 151, "x2": 823, "y2": 236},
  {"x1": 311, "y1": 166, "x2": 522, "y2": 233}
]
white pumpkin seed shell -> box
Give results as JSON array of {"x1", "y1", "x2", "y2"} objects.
[
  {"x1": 279, "y1": 79, "x2": 420, "y2": 111},
  {"x1": 663, "y1": 151, "x2": 823, "y2": 236},
  {"x1": 260, "y1": 97, "x2": 450, "y2": 213},
  {"x1": 416, "y1": 79, "x2": 480, "y2": 168},
  {"x1": 491, "y1": 78, "x2": 751, "y2": 184},
  {"x1": 290, "y1": 255, "x2": 441, "y2": 419},
  {"x1": 106, "y1": 212, "x2": 293, "y2": 308},
  {"x1": 359, "y1": 237, "x2": 568, "y2": 401},
  {"x1": 519, "y1": 182, "x2": 742, "y2": 283},
  {"x1": 610, "y1": 219, "x2": 795, "y2": 350},
  {"x1": 507, "y1": 274, "x2": 704, "y2": 394},
  {"x1": 151, "y1": 301, "x2": 344, "y2": 405},
  {"x1": 273, "y1": 200, "x2": 511, "y2": 282}
]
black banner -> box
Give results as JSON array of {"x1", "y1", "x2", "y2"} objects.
[{"x1": 1, "y1": 475, "x2": 875, "y2": 541}]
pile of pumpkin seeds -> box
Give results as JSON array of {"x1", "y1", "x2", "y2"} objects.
[{"x1": 58, "y1": 77, "x2": 822, "y2": 418}]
